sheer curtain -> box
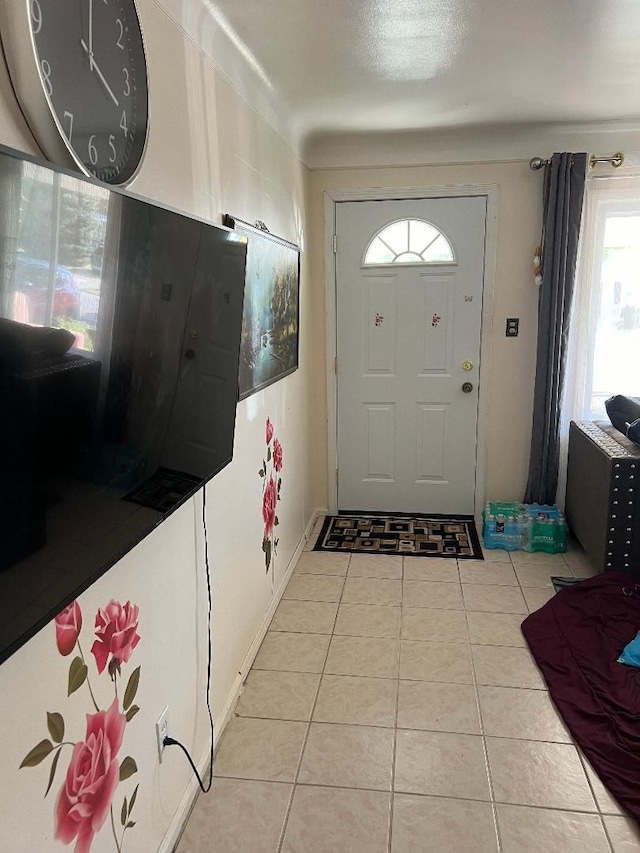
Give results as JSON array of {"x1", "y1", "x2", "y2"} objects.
[{"x1": 558, "y1": 173, "x2": 640, "y2": 508}]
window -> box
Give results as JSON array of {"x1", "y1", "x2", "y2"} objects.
[
  {"x1": 588, "y1": 206, "x2": 640, "y2": 416},
  {"x1": 10, "y1": 161, "x2": 109, "y2": 352},
  {"x1": 565, "y1": 178, "x2": 640, "y2": 423},
  {"x1": 363, "y1": 218, "x2": 455, "y2": 265}
]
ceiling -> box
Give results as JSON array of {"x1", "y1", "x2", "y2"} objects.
[{"x1": 164, "y1": 0, "x2": 640, "y2": 161}]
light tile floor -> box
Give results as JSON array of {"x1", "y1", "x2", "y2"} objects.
[{"x1": 177, "y1": 521, "x2": 640, "y2": 853}]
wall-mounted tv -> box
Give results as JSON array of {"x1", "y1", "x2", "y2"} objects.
[{"x1": 0, "y1": 143, "x2": 247, "y2": 663}]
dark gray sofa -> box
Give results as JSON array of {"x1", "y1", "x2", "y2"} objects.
[{"x1": 565, "y1": 420, "x2": 640, "y2": 573}]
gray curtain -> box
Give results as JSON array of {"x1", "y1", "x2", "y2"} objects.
[{"x1": 524, "y1": 152, "x2": 587, "y2": 505}]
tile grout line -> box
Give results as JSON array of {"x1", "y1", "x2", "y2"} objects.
[
  {"x1": 513, "y1": 561, "x2": 580, "y2": 750},
  {"x1": 466, "y1": 549, "x2": 510, "y2": 853},
  {"x1": 484, "y1": 547, "x2": 606, "y2": 842},
  {"x1": 208, "y1": 771, "x2": 616, "y2": 817},
  {"x1": 285, "y1": 549, "x2": 404, "y2": 852},
  {"x1": 575, "y1": 748, "x2": 608, "y2": 817},
  {"x1": 251, "y1": 540, "x2": 338, "y2": 853},
  {"x1": 274, "y1": 552, "x2": 351, "y2": 853},
  {"x1": 575, "y1": 748, "x2": 616, "y2": 853},
  {"x1": 233, "y1": 709, "x2": 575, "y2": 743},
  {"x1": 333, "y1": 557, "x2": 400, "y2": 853},
  {"x1": 387, "y1": 555, "x2": 406, "y2": 853}
]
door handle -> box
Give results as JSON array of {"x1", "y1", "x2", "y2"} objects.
[{"x1": 462, "y1": 382, "x2": 473, "y2": 393}]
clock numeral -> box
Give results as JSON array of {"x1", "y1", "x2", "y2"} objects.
[
  {"x1": 88, "y1": 135, "x2": 98, "y2": 166},
  {"x1": 63, "y1": 111, "x2": 73, "y2": 143},
  {"x1": 40, "y1": 59, "x2": 53, "y2": 97},
  {"x1": 116, "y1": 18, "x2": 125, "y2": 50},
  {"x1": 109, "y1": 134, "x2": 117, "y2": 163},
  {"x1": 123, "y1": 67, "x2": 131, "y2": 97},
  {"x1": 120, "y1": 110, "x2": 128, "y2": 138},
  {"x1": 30, "y1": 0, "x2": 42, "y2": 34}
]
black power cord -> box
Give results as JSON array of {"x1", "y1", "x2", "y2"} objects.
[{"x1": 162, "y1": 485, "x2": 214, "y2": 793}]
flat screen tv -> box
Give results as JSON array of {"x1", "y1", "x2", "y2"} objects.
[{"x1": 0, "y1": 143, "x2": 247, "y2": 663}]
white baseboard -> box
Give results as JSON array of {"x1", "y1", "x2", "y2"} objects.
[
  {"x1": 213, "y1": 521, "x2": 312, "y2": 736},
  {"x1": 305, "y1": 506, "x2": 328, "y2": 542},
  {"x1": 159, "y1": 511, "x2": 324, "y2": 852}
]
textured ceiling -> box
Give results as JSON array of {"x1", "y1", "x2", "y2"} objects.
[{"x1": 164, "y1": 0, "x2": 640, "y2": 149}]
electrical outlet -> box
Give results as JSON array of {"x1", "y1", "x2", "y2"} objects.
[{"x1": 156, "y1": 706, "x2": 169, "y2": 763}]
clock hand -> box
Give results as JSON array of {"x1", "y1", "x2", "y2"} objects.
[
  {"x1": 88, "y1": 0, "x2": 94, "y2": 58},
  {"x1": 80, "y1": 38, "x2": 120, "y2": 107}
]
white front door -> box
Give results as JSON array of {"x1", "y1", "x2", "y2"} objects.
[
  {"x1": 335, "y1": 196, "x2": 487, "y2": 514},
  {"x1": 161, "y1": 227, "x2": 245, "y2": 477}
]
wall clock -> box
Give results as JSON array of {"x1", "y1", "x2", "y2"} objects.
[{"x1": 0, "y1": 0, "x2": 149, "y2": 185}]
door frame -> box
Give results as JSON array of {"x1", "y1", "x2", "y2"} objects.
[{"x1": 324, "y1": 184, "x2": 499, "y2": 522}]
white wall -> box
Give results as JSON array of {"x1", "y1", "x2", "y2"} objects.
[
  {"x1": 0, "y1": 2, "x2": 323, "y2": 851},
  {"x1": 303, "y1": 121, "x2": 640, "y2": 170}
]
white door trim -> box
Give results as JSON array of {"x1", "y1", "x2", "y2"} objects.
[{"x1": 324, "y1": 184, "x2": 499, "y2": 523}]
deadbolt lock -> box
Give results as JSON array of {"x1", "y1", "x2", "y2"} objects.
[
  {"x1": 462, "y1": 382, "x2": 473, "y2": 393},
  {"x1": 462, "y1": 360, "x2": 473, "y2": 371}
]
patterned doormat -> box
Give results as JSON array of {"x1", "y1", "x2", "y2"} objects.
[{"x1": 313, "y1": 514, "x2": 483, "y2": 559}]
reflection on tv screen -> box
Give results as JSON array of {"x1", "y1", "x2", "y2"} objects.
[{"x1": 0, "y1": 146, "x2": 247, "y2": 663}]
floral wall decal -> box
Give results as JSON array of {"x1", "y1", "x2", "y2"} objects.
[
  {"x1": 259, "y1": 417, "x2": 284, "y2": 572},
  {"x1": 20, "y1": 599, "x2": 142, "y2": 853},
  {"x1": 92, "y1": 601, "x2": 141, "y2": 676},
  {"x1": 431, "y1": 313, "x2": 442, "y2": 327}
]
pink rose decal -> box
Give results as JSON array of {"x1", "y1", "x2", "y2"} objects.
[
  {"x1": 21, "y1": 598, "x2": 142, "y2": 851},
  {"x1": 262, "y1": 476, "x2": 277, "y2": 539},
  {"x1": 91, "y1": 600, "x2": 141, "y2": 675},
  {"x1": 260, "y1": 417, "x2": 284, "y2": 571},
  {"x1": 272, "y1": 438, "x2": 283, "y2": 473},
  {"x1": 55, "y1": 698, "x2": 126, "y2": 853},
  {"x1": 55, "y1": 601, "x2": 82, "y2": 657}
]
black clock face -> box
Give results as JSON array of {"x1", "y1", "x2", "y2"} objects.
[{"x1": 29, "y1": 0, "x2": 149, "y2": 184}]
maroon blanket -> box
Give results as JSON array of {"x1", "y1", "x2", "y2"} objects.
[{"x1": 521, "y1": 571, "x2": 640, "y2": 822}]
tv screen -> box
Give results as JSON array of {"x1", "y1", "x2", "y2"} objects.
[{"x1": 0, "y1": 143, "x2": 247, "y2": 663}]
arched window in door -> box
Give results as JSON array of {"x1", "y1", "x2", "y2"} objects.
[{"x1": 363, "y1": 218, "x2": 455, "y2": 266}]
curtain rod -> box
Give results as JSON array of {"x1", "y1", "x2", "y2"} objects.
[{"x1": 529, "y1": 152, "x2": 625, "y2": 171}]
